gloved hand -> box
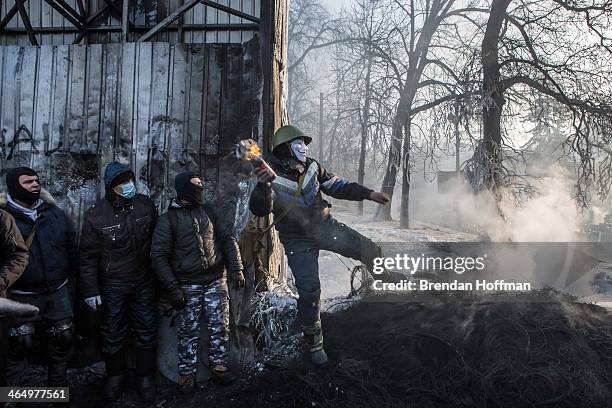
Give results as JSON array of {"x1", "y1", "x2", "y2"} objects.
[
  {"x1": 169, "y1": 287, "x2": 187, "y2": 310},
  {"x1": 231, "y1": 271, "x2": 246, "y2": 289},
  {"x1": 369, "y1": 191, "x2": 390, "y2": 205},
  {"x1": 84, "y1": 295, "x2": 102, "y2": 311}
]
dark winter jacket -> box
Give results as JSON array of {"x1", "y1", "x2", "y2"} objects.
[
  {"x1": 0, "y1": 190, "x2": 78, "y2": 295},
  {"x1": 249, "y1": 155, "x2": 373, "y2": 236},
  {"x1": 0, "y1": 209, "x2": 29, "y2": 298},
  {"x1": 79, "y1": 194, "x2": 158, "y2": 299},
  {"x1": 150, "y1": 200, "x2": 244, "y2": 291}
]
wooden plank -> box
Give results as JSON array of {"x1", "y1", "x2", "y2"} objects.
[
  {"x1": 148, "y1": 41, "x2": 171, "y2": 209},
  {"x1": 121, "y1": 0, "x2": 129, "y2": 42},
  {"x1": 116, "y1": 41, "x2": 135, "y2": 165},
  {"x1": 185, "y1": 43, "x2": 204, "y2": 173},
  {"x1": 84, "y1": 43, "x2": 102, "y2": 153},
  {"x1": 67, "y1": 44, "x2": 86, "y2": 152},
  {"x1": 17, "y1": 47, "x2": 39, "y2": 168},
  {"x1": 202, "y1": 44, "x2": 222, "y2": 200},
  {"x1": 133, "y1": 41, "x2": 152, "y2": 194},
  {"x1": 192, "y1": 2, "x2": 204, "y2": 43},
  {"x1": 33, "y1": 45, "x2": 54, "y2": 185},
  {"x1": 29, "y1": 0, "x2": 41, "y2": 44},
  {"x1": 41, "y1": 0, "x2": 53, "y2": 44},
  {"x1": 1, "y1": 47, "x2": 20, "y2": 168},
  {"x1": 49, "y1": 45, "x2": 69, "y2": 154},
  {"x1": 205, "y1": 0, "x2": 216, "y2": 46},
  {"x1": 216, "y1": 0, "x2": 228, "y2": 43},
  {"x1": 166, "y1": 42, "x2": 188, "y2": 200},
  {"x1": 98, "y1": 43, "x2": 120, "y2": 194}
]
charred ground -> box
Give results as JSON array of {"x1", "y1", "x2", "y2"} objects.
[{"x1": 50, "y1": 289, "x2": 612, "y2": 407}]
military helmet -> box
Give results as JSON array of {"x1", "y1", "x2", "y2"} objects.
[{"x1": 272, "y1": 125, "x2": 312, "y2": 151}]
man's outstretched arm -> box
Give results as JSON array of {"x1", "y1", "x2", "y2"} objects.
[{"x1": 317, "y1": 160, "x2": 389, "y2": 204}]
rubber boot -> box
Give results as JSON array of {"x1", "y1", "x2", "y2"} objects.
[
  {"x1": 134, "y1": 347, "x2": 156, "y2": 402},
  {"x1": 103, "y1": 348, "x2": 126, "y2": 402},
  {"x1": 303, "y1": 321, "x2": 329, "y2": 366},
  {"x1": 178, "y1": 374, "x2": 196, "y2": 400},
  {"x1": 211, "y1": 364, "x2": 237, "y2": 385}
]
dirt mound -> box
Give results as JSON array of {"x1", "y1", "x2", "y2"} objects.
[
  {"x1": 22, "y1": 290, "x2": 612, "y2": 407},
  {"x1": 226, "y1": 290, "x2": 612, "y2": 408}
]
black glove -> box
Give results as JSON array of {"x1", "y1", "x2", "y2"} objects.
[
  {"x1": 231, "y1": 271, "x2": 246, "y2": 289},
  {"x1": 169, "y1": 287, "x2": 187, "y2": 310}
]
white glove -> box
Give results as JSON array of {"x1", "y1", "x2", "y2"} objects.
[{"x1": 84, "y1": 295, "x2": 102, "y2": 311}]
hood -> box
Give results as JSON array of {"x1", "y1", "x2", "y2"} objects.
[
  {"x1": 104, "y1": 162, "x2": 134, "y2": 187},
  {"x1": 0, "y1": 189, "x2": 55, "y2": 208}
]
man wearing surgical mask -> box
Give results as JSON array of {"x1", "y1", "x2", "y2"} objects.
[{"x1": 79, "y1": 162, "x2": 158, "y2": 402}]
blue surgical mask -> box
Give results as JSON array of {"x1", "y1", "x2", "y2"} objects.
[{"x1": 118, "y1": 181, "x2": 136, "y2": 199}]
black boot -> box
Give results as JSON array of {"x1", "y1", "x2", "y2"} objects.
[
  {"x1": 211, "y1": 364, "x2": 237, "y2": 385},
  {"x1": 134, "y1": 347, "x2": 156, "y2": 401},
  {"x1": 178, "y1": 374, "x2": 196, "y2": 400},
  {"x1": 103, "y1": 348, "x2": 126, "y2": 402},
  {"x1": 103, "y1": 374, "x2": 126, "y2": 402},
  {"x1": 303, "y1": 321, "x2": 329, "y2": 366},
  {"x1": 47, "y1": 362, "x2": 68, "y2": 387}
]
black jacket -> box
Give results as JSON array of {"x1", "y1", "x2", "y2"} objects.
[
  {"x1": 150, "y1": 200, "x2": 244, "y2": 291},
  {"x1": 79, "y1": 194, "x2": 158, "y2": 299},
  {"x1": 0, "y1": 209, "x2": 28, "y2": 298},
  {"x1": 0, "y1": 191, "x2": 78, "y2": 295},
  {"x1": 249, "y1": 155, "x2": 373, "y2": 236}
]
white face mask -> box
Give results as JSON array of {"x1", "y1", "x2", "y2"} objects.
[{"x1": 290, "y1": 138, "x2": 308, "y2": 163}]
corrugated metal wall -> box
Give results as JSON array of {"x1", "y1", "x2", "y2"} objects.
[
  {"x1": 0, "y1": 0, "x2": 259, "y2": 45},
  {"x1": 0, "y1": 38, "x2": 262, "y2": 233}
]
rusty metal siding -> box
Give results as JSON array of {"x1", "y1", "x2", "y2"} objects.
[
  {"x1": 0, "y1": 0, "x2": 259, "y2": 45},
  {"x1": 0, "y1": 38, "x2": 262, "y2": 233}
]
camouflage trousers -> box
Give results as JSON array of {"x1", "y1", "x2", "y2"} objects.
[{"x1": 177, "y1": 279, "x2": 230, "y2": 376}]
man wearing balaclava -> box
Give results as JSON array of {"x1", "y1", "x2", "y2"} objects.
[
  {"x1": 249, "y1": 125, "x2": 392, "y2": 366},
  {"x1": 0, "y1": 167, "x2": 78, "y2": 387},
  {"x1": 150, "y1": 171, "x2": 245, "y2": 398},
  {"x1": 79, "y1": 162, "x2": 158, "y2": 402}
]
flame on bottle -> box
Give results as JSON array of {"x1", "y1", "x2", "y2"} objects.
[{"x1": 248, "y1": 144, "x2": 262, "y2": 161}]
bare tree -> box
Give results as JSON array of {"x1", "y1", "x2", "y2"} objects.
[{"x1": 468, "y1": 0, "x2": 612, "y2": 206}]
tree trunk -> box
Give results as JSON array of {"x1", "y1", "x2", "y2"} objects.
[
  {"x1": 480, "y1": 0, "x2": 512, "y2": 190},
  {"x1": 357, "y1": 51, "x2": 373, "y2": 216},
  {"x1": 399, "y1": 120, "x2": 411, "y2": 228},
  {"x1": 376, "y1": 91, "x2": 412, "y2": 221}
]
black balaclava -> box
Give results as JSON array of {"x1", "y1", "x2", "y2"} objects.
[
  {"x1": 175, "y1": 171, "x2": 204, "y2": 205},
  {"x1": 6, "y1": 167, "x2": 40, "y2": 205}
]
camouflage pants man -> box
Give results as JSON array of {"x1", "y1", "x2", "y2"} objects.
[{"x1": 177, "y1": 279, "x2": 230, "y2": 378}]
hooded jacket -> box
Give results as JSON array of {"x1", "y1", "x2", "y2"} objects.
[
  {"x1": 249, "y1": 155, "x2": 373, "y2": 237},
  {"x1": 78, "y1": 169, "x2": 158, "y2": 299},
  {"x1": 150, "y1": 200, "x2": 243, "y2": 290},
  {"x1": 0, "y1": 190, "x2": 78, "y2": 295},
  {"x1": 0, "y1": 209, "x2": 28, "y2": 298}
]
